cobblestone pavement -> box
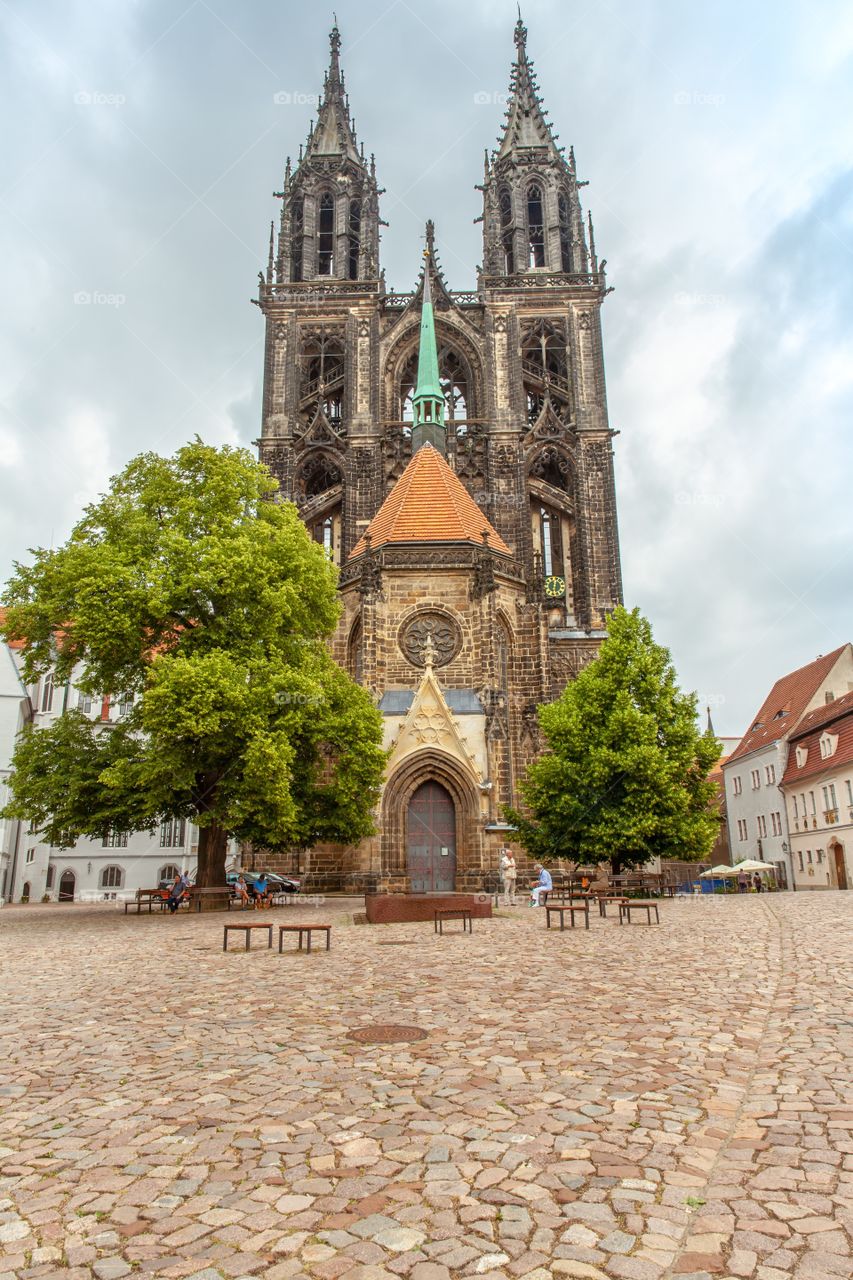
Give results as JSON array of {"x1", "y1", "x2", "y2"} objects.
[{"x1": 0, "y1": 893, "x2": 851, "y2": 1280}]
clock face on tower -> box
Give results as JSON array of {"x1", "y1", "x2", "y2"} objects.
[{"x1": 544, "y1": 575, "x2": 566, "y2": 599}]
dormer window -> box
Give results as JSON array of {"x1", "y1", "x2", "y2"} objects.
[
  {"x1": 819, "y1": 732, "x2": 838, "y2": 759},
  {"x1": 795, "y1": 745, "x2": 808, "y2": 768}
]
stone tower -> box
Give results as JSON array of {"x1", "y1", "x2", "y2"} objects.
[{"x1": 255, "y1": 18, "x2": 623, "y2": 891}]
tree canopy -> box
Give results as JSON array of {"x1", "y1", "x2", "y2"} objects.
[
  {"x1": 1, "y1": 441, "x2": 386, "y2": 884},
  {"x1": 505, "y1": 606, "x2": 720, "y2": 874}
]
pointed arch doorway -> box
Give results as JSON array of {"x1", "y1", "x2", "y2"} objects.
[{"x1": 407, "y1": 781, "x2": 456, "y2": 893}]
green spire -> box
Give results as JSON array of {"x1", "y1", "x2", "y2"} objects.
[{"x1": 411, "y1": 244, "x2": 446, "y2": 453}]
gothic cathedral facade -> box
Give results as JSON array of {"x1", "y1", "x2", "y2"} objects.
[{"x1": 255, "y1": 18, "x2": 622, "y2": 891}]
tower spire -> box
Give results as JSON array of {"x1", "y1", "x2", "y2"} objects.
[
  {"x1": 299, "y1": 20, "x2": 362, "y2": 167},
  {"x1": 495, "y1": 13, "x2": 562, "y2": 164},
  {"x1": 411, "y1": 234, "x2": 445, "y2": 455}
]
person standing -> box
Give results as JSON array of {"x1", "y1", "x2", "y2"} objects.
[
  {"x1": 500, "y1": 848, "x2": 517, "y2": 906},
  {"x1": 753, "y1": 871, "x2": 763, "y2": 893},
  {"x1": 737, "y1": 869, "x2": 748, "y2": 893}
]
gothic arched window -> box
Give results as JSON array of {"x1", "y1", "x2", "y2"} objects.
[
  {"x1": 499, "y1": 186, "x2": 514, "y2": 274},
  {"x1": 526, "y1": 183, "x2": 545, "y2": 269},
  {"x1": 348, "y1": 618, "x2": 363, "y2": 684},
  {"x1": 296, "y1": 453, "x2": 342, "y2": 500},
  {"x1": 522, "y1": 320, "x2": 570, "y2": 424},
  {"x1": 399, "y1": 342, "x2": 472, "y2": 426},
  {"x1": 317, "y1": 192, "x2": 335, "y2": 275},
  {"x1": 291, "y1": 196, "x2": 304, "y2": 282},
  {"x1": 558, "y1": 191, "x2": 573, "y2": 273},
  {"x1": 348, "y1": 200, "x2": 361, "y2": 280},
  {"x1": 299, "y1": 331, "x2": 345, "y2": 426}
]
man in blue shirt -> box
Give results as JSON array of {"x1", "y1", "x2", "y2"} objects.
[{"x1": 530, "y1": 864, "x2": 552, "y2": 907}]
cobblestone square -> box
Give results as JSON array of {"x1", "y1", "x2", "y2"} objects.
[{"x1": 1, "y1": 894, "x2": 851, "y2": 1280}]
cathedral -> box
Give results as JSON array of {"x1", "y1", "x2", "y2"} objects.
[{"x1": 255, "y1": 17, "x2": 622, "y2": 892}]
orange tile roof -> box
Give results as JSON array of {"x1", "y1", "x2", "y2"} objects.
[
  {"x1": 727, "y1": 645, "x2": 849, "y2": 762},
  {"x1": 781, "y1": 689, "x2": 853, "y2": 786},
  {"x1": 350, "y1": 444, "x2": 511, "y2": 559},
  {"x1": 0, "y1": 607, "x2": 26, "y2": 651}
]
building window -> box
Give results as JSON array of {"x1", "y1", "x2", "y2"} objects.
[
  {"x1": 291, "y1": 196, "x2": 304, "y2": 281},
  {"x1": 765, "y1": 764, "x2": 776, "y2": 784},
  {"x1": 792, "y1": 796, "x2": 798, "y2": 819},
  {"x1": 116, "y1": 693, "x2": 134, "y2": 718},
  {"x1": 311, "y1": 515, "x2": 334, "y2": 557},
  {"x1": 737, "y1": 819, "x2": 748, "y2": 841},
  {"x1": 25, "y1": 847, "x2": 35, "y2": 864},
  {"x1": 771, "y1": 812, "x2": 782, "y2": 836},
  {"x1": 159, "y1": 863, "x2": 181, "y2": 883},
  {"x1": 159, "y1": 818, "x2": 186, "y2": 849},
  {"x1": 847, "y1": 779, "x2": 853, "y2": 806},
  {"x1": 798, "y1": 850, "x2": 804, "y2": 871},
  {"x1": 816, "y1": 848, "x2": 824, "y2": 863},
  {"x1": 347, "y1": 199, "x2": 361, "y2": 280},
  {"x1": 733, "y1": 776, "x2": 742, "y2": 796},
  {"x1": 558, "y1": 190, "x2": 572, "y2": 272},
  {"x1": 809, "y1": 791, "x2": 816, "y2": 814},
  {"x1": 526, "y1": 183, "x2": 545, "y2": 268},
  {"x1": 499, "y1": 186, "x2": 514, "y2": 274},
  {"x1": 102, "y1": 829, "x2": 128, "y2": 849},
  {"x1": 317, "y1": 192, "x2": 335, "y2": 275},
  {"x1": 757, "y1": 815, "x2": 767, "y2": 838},
  {"x1": 41, "y1": 673, "x2": 55, "y2": 713},
  {"x1": 538, "y1": 506, "x2": 564, "y2": 578},
  {"x1": 100, "y1": 865, "x2": 124, "y2": 888},
  {"x1": 807, "y1": 850, "x2": 813, "y2": 864},
  {"x1": 751, "y1": 769, "x2": 760, "y2": 789},
  {"x1": 77, "y1": 690, "x2": 94, "y2": 714}
]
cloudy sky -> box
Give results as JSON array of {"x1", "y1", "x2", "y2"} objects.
[{"x1": 2, "y1": 0, "x2": 852, "y2": 736}]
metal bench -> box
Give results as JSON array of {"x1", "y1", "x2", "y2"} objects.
[
  {"x1": 619, "y1": 901, "x2": 660, "y2": 926},
  {"x1": 223, "y1": 922, "x2": 273, "y2": 951},
  {"x1": 278, "y1": 924, "x2": 331, "y2": 953},
  {"x1": 545, "y1": 902, "x2": 590, "y2": 931},
  {"x1": 434, "y1": 908, "x2": 473, "y2": 934}
]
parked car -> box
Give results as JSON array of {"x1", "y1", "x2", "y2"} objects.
[{"x1": 227, "y1": 870, "x2": 301, "y2": 896}]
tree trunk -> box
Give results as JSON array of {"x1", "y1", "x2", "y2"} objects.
[
  {"x1": 196, "y1": 818, "x2": 228, "y2": 888},
  {"x1": 610, "y1": 853, "x2": 623, "y2": 877}
]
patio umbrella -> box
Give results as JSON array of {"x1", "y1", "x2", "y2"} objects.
[
  {"x1": 732, "y1": 859, "x2": 777, "y2": 873},
  {"x1": 700, "y1": 864, "x2": 737, "y2": 877}
]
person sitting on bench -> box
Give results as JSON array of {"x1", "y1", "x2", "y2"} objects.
[
  {"x1": 167, "y1": 871, "x2": 190, "y2": 914},
  {"x1": 234, "y1": 874, "x2": 251, "y2": 906},
  {"x1": 530, "y1": 864, "x2": 552, "y2": 907},
  {"x1": 252, "y1": 873, "x2": 271, "y2": 909}
]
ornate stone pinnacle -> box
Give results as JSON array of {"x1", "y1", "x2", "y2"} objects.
[{"x1": 423, "y1": 631, "x2": 437, "y2": 670}]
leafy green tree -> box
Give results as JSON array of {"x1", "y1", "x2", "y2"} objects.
[
  {"x1": 1, "y1": 441, "x2": 386, "y2": 886},
  {"x1": 505, "y1": 606, "x2": 720, "y2": 875}
]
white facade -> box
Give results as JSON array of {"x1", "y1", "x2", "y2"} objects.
[
  {"x1": 785, "y1": 768, "x2": 853, "y2": 890},
  {"x1": 0, "y1": 643, "x2": 32, "y2": 904},
  {"x1": 2, "y1": 648, "x2": 234, "y2": 903},
  {"x1": 722, "y1": 646, "x2": 853, "y2": 890},
  {"x1": 723, "y1": 740, "x2": 792, "y2": 885}
]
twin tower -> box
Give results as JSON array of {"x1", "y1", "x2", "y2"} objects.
[{"x1": 254, "y1": 18, "x2": 623, "y2": 891}]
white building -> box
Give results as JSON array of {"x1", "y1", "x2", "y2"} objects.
[
  {"x1": 0, "y1": 633, "x2": 233, "y2": 903},
  {"x1": 0, "y1": 632, "x2": 32, "y2": 904},
  {"x1": 722, "y1": 644, "x2": 853, "y2": 889},
  {"x1": 781, "y1": 690, "x2": 853, "y2": 890}
]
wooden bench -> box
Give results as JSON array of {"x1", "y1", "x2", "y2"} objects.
[
  {"x1": 189, "y1": 886, "x2": 232, "y2": 913},
  {"x1": 545, "y1": 902, "x2": 590, "y2": 931},
  {"x1": 434, "y1": 908, "x2": 473, "y2": 935},
  {"x1": 592, "y1": 894, "x2": 629, "y2": 918},
  {"x1": 223, "y1": 922, "x2": 273, "y2": 951},
  {"x1": 124, "y1": 888, "x2": 167, "y2": 914},
  {"x1": 278, "y1": 924, "x2": 331, "y2": 953},
  {"x1": 619, "y1": 901, "x2": 660, "y2": 926}
]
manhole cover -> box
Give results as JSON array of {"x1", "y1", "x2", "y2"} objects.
[{"x1": 347, "y1": 1024, "x2": 428, "y2": 1044}]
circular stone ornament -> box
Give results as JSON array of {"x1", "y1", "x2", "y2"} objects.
[
  {"x1": 347, "y1": 1024, "x2": 428, "y2": 1044},
  {"x1": 399, "y1": 611, "x2": 461, "y2": 668}
]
